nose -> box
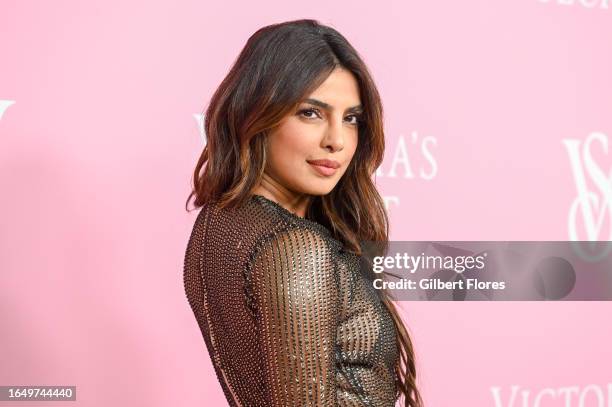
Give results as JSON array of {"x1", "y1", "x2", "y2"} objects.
[{"x1": 322, "y1": 116, "x2": 346, "y2": 152}]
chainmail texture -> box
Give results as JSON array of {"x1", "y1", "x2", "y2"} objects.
[{"x1": 183, "y1": 194, "x2": 399, "y2": 406}]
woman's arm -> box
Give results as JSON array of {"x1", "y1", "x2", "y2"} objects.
[{"x1": 248, "y1": 226, "x2": 340, "y2": 406}]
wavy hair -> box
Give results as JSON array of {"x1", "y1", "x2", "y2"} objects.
[{"x1": 185, "y1": 19, "x2": 423, "y2": 407}]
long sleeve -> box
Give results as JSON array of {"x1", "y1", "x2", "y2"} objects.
[{"x1": 248, "y1": 226, "x2": 340, "y2": 406}]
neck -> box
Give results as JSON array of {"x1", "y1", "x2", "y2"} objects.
[{"x1": 252, "y1": 177, "x2": 311, "y2": 218}]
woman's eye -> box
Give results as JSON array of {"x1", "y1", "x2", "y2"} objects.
[
  {"x1": 298, "y1": 108, "x2": 362, "y2": 125},
  {"x1": 298, "y1": 108, "x2": 320, "y2": 119},
  {"x1": 345, "y1": 114, "x2": 362, "y2": 125}
]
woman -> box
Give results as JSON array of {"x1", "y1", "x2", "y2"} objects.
[{"x1": 183, "y1": 19, "x2": 423, "y2": 407}]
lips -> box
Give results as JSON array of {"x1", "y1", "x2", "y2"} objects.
[
  {"x1": 306, "y1": 159, "x2": 340, "y2": 169},
  {"x1": 307, "y1": 159, "x2": 340, "y2": 177}
]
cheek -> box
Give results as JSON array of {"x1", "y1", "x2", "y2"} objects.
[
  {"x1": 266, "y1": 122, "x2": 314, "y2": 171},
  {"x1": 270, "y1": 121, "x2": 314, "y2": 157},
  {"x1": 350, "y1": 132, "x2": 359, "y2": 153},
  {"x1": 345, "y1": 132, "x2": 359, "y2": 161}
]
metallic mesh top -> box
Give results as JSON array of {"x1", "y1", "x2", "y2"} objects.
[{"x1": 183, "y1": 194, "x2": 399, "y2": 406}]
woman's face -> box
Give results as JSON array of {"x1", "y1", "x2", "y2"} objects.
[{"x1": 264, "y1": 67, "x2": 362, "y2": 197}]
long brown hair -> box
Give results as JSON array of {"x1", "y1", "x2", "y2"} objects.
[{"x1": 186, "y1": 19, "x2": 423, "y2": 407}]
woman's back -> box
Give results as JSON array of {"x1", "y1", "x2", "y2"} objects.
[{"x1": 184, "y1": 194, "x2": 399, "y2": 406}]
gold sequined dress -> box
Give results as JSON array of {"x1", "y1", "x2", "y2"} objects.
[{"x1": 183, "y1": 194, "x2": 399, "y2": 406}]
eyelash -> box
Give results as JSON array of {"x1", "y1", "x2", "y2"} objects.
[{"x1": 298, "y1": 108, "x2": 362, "y2": 126}]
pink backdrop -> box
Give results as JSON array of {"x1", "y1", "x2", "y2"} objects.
[{"x1": 1, "y1": 1, "x2": 611, "y2": 406}]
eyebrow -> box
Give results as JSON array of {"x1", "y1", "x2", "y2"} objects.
[{"x1": 302, "y1": 98, "x2": 363, "y2": 114}]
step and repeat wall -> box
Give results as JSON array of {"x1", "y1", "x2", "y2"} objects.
[{"x1": 1, "y1": 1, "x2": 610, "y2": 406}]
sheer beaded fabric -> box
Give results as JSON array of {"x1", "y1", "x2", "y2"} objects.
[{"x1": 183, "y1": 194, "x2": 399, "y2": 406}]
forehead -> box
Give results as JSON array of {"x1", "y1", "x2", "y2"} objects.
[{"x1": 305, "y1": 68, "x2": 361, "y2": 107}]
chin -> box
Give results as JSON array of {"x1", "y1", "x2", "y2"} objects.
[{"x1": 302, "y1": 182, "x2": 337, "y2": 196}]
